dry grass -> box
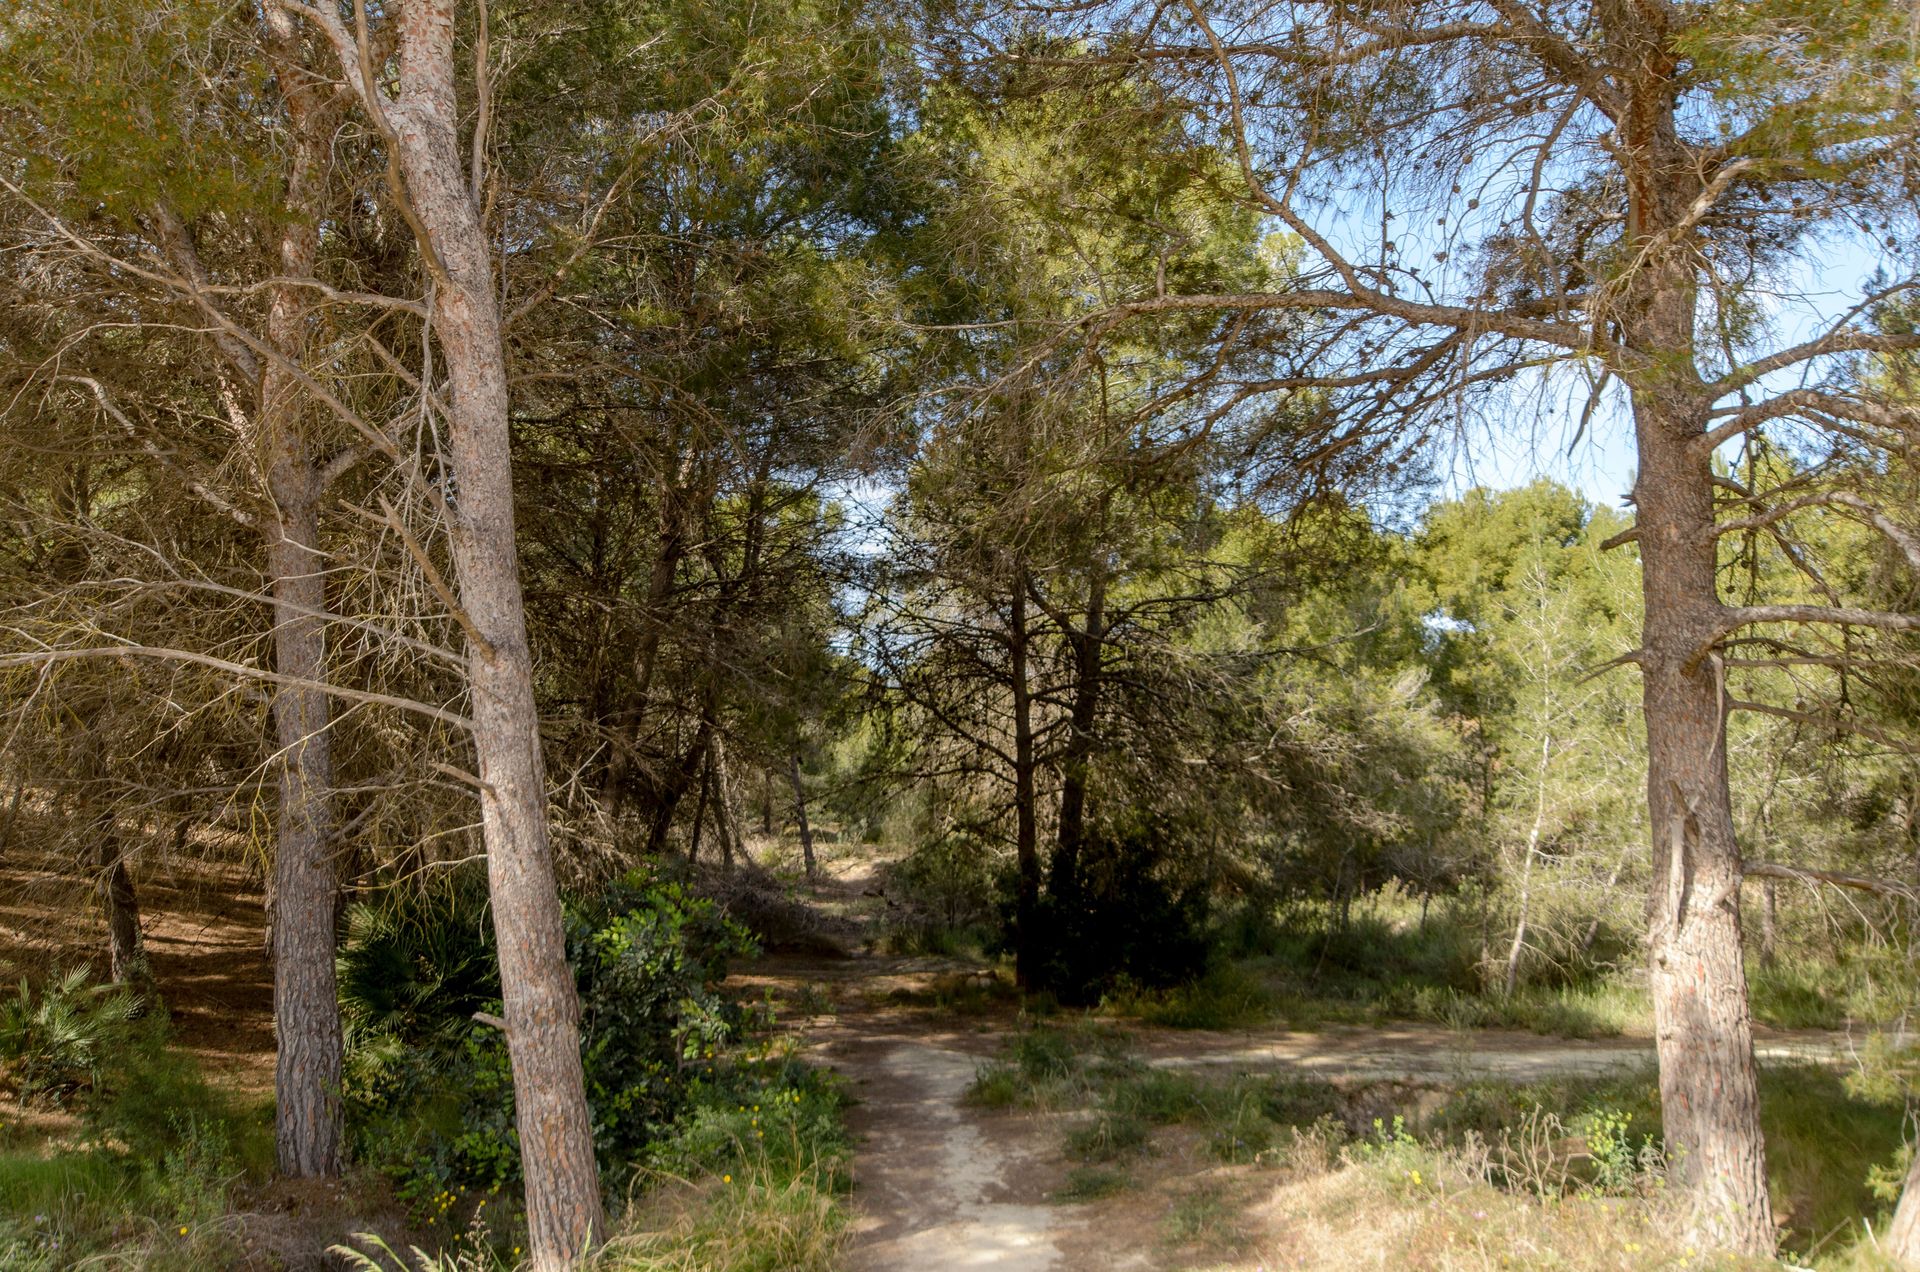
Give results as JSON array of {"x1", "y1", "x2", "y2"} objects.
[{"x1": 594, "y1": 1149, "x2": 848, "y2": 1272}]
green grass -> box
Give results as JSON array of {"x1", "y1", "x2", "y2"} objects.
[
  {"x1": 1064, "y1": 1108, "x2": 1150, "y2": 1162},
  {"x1": 0, "y1": 1009, "x2": 270, "y2": 1271},
  {"x1": 1418, "y1": 1062, "x2": 1909, "y2": 1259},
  {"x1": 1054, "y1": 1165, "x2": 1131, "y2": 1201},
  {"x1": 976, "y1": 1014, "x2": 1910, "y2": 1267},
  {"x1": 1103, "y1": 900, "x2": 1655, "y2": 1038},
  {"x1": 597, "y1": 1149, "x2": 849, "y2": 1272},
  {"x1": 1163, "y1": 1179, "x2": 1236, "y2": 1249}
]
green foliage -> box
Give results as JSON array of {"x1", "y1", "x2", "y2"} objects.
[
  {"x1": 0, "y1": 966, "x2": 139, "y2": 1105},
  {"x1": 342, "y1": 869, "x2": 761, "y2": 1209},
  {"x1": 1063, "y1": 1107, "x2": 1149, "y2": 1162},
  {"x1": 0, "y1": 0, "x2": 274, "y2": 220},
  {"x1": 338, "y1": 875, "x2": 502, "y2": 1050},
  {"x1": 599, "y1": 1053, "x2": 850, "y2": 1272},
  {"x1": 1024, "y1": 822, "x2": 1212, "y2": 1005},
  {"x1": 1055, "y1": 1166, "x2": 1130, "y2": 1201},
  {"x1": 880, "y1": 838, "x2": 999, "y2": 953},
  {"x1": 0, "y1": 1018, "x2": 260, "y2": 1271},
  {"x1": 573, "y1": 875, "x2": 760, "y2": 1167},
  {"x1": 1579, "y1": 1107, "x2": 1656, "y2": 1194}
]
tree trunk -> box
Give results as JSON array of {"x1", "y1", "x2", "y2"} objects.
[
  {"x1": 95, "y1": 820, "x2": 145, "y2": 986},
  {"x1": 712, "y1": 734, "x2": 748, "y2": 873},
  {"x1": 1757, "y1": 878, "x2": 1778, "y2": 969},
  {"x1": 641, "y1": 713, "x2": 716, "y2": 857},
  {"x1": 761, "y1": 769, "x2": 774, "y2": 836},
  {"x1": 788, "y1": 754, "x2": 815, "y2": 881},
  {"x1": 1051, "y1": 568, "x2": 1104, "y2": 905},
  {"x1": 688, "y1": 751, "x2": 711, "y2": 865},
  {"x1": 384, "y1": 5, "x2": 603, "y2": 1262},
  {"x1": 74, "y1": 724, "x2": 145, "y2": 985},
  {"x1": 1885, "y1": 1146, "x2": 1920, "y2": 1264},
  {"x1": 1611, "y1": 54, "x2": 1774, "y2": 1248},
  {"x1": 258, "y1": 12, "x2": 348, "y2": 1178},
  {"x1": 1504, "y1": 733, "x2": 1550, "y2": 999},
  {"x1": 1635, "y1": 392, "x2": 1774, "y2": 1254},
  {"x1": 264, "y1": 524, "x2": 346, "y2": 1177},
  {"x1": 1009, "y1": 573, "x2": 1040, "y2": 988},
  {"x1": 0, "y1": 763, "x2": 25, "y2": 860}
]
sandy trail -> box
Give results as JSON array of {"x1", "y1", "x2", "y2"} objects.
[
  {"x1": 1136, "y1": 1022, "x2": 1856, "y2": 1082},
  {"x1": 749, "y1": 947, "x2": 1856, "y2": 1272},
  {"x1": 824, "y1": 1031, "x2": 1078, "y2": 1272}
]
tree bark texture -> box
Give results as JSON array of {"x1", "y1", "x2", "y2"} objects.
[
  {"x1": 1052, "y1": 568, "x2": 1104, "y2": 902},
  {"x1": 385, "y1": 3, "x2": 604, "y2": 1262},
  {"x1": 260, "y1": 12, "x2": 347, "y2": 1178},
  {"x1": 711, "y1": 733, "x2": 747, "y2": 872},
  {"x1": 95, "y1": 822, "x2": 145, "y2": 985},
  {"x1": 1885, "y1": 1146, "x2": 1920, "y2": 1265},
  {"x1": 1631, "y1": 319, "x2": 1774, "y2": 1257},
  {"x1": 688, "y1": 752, "x2": 711, "y2": 865},
  {"x1": 1611, "y1": 32, "x2": 1773, "y2": 1247}
]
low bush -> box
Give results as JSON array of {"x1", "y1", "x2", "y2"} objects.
[
  {"x1": 334, "y1": 1052, "x2": 852, "y2": 1272},
  {"x1": 342, "y1": 867, "x2": 762, "y2": 1214},
  {"x1": 0, "y1": 966, "x2": 140, "y2": 1104},
  {"x1": 0, "y1": 994, "x2": 262, "y2": 1272},
  {"x1": 1023, "y1": 823, "x2": 1212, "y2": 1005}
]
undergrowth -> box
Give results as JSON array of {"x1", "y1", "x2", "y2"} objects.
[
  {"x1": 972, "y1": 1023, "x2": 1913, "y2": 1266},
  {"x1": 0, "y1": 973, "x2": 269, "y2": 1271}
]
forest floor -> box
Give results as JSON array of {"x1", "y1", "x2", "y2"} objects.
[
  {"x1": 735, "y1": 854, "x2": 1859, "y2": 1272},
  {"x1": 0, "y1": 840, "x2": 1868, "y2": 1269}
]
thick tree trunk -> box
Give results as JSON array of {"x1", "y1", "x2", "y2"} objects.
[
  {"x1": 1609, "y1": 47, "x2": 1773, "y2": 1246},
  {"x1": 265, "y1": 527, "x2": 346, "y2": 1177},
  {"x1": 385, "y1": 5, "x2": 603, "y2": 1262},
  {"x1": 789, "y1": 754, "x2": 815, "y2": 881},
  {"x1": 259, "y1": 12, "x2": 348, "y2": 1177},
  {"x1": 1635, "y1": 393, "x2": 1774, "y2": 1253},
  {"x1": 1009, "y1": 574, "x2": 1040, "y2": 988}
]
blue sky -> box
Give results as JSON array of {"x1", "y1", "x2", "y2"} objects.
[{"x1": 1439, "y1": 235, "x2": 1897, "y2": 512}]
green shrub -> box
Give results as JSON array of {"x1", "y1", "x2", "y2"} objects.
[
  {"x1": 1055, "y1": 1166, "x2": 1130, "y2": 1201},
  {"x1": 1008, "y1": 1027, "x2": 1078, "y2": 1082},
  {"x1": 0, "y1": 967, "x2": 139, "y2": 1104},
  {"x1": 0, "y1": 1021, "x2": 255, "y2": 1271},
  {"x1": 1115, "y1": 962, "x2": 1279, "y2": 1030},
  {"x1": 342, "y1": 866, "x2": 761, "y2": 1209},
  {"x1": 1104, "y1": 1067, "x2": 1205, "y2": 1125},
  {"x1": 965, "y1": 1062, "x2": 1024, "y2": 1109},
  {"x1": 1023, "y1": 822, "x2": 1211, "y2": 1005}
]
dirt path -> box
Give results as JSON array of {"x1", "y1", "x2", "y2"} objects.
[
  {"x1": 743, "y1": 947, "x2": 1857, "y2": 1272},
  {"x1": 823, "y1": 1029, "x2": 1082, "y2": 1271}
]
